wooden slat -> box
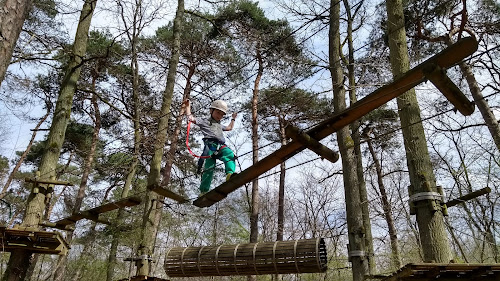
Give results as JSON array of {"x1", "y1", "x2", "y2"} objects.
[
  {"x1": 149, "y1": 186, "x2": 189, "y2": 203},
  {"x1": 194, "y1": 37, "x2": 478, "y2": 208},
  {"x1": 85, "y1": 196, "x2": 142, "y2": 215}
]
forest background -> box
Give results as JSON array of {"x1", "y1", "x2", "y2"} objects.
[{"x1": 0, "y1": 0, "x2": 499, "y2": 280}]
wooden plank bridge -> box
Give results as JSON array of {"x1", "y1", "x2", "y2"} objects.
[{"x1": 193, "y1": 37, "x2": 478, "y2": 208}]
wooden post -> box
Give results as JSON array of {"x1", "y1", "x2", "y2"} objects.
[{"x1": 445, "y1": 187, "x2": 491, "y2": 208}]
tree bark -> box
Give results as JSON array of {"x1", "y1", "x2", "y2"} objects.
[
  {"x1": 54, "y1": 73, "x2": 102, "y2": 281},
  {"x1": 385, "y1": 0, "x2": 452, "y2": 263},
  {"x1": 2, "y1": 1, "x2": 96, "y2": 280},
  {"x1": 329, "y1": 1, "x2": 369, "y2": 280},
  {"x1": 248, "y1": 45, "x2": 263, "y2": 281},
  {"x1": 106, "y1": 0, "x2": 144, "y2": 277},
  {"x1": 137, "y1": 0, "x2": 184, "y2": 276},
  {"x1": 276, "y1": 119, "x2": 287, "y2": 242},
  {"x1": 342, "y1": 0, "x2": 375, "y2": 273},
  {"x1": 0, "y1": 0, "x2": 32, "y2": 86},
  {"x1": 454, "y1": 45, "x2": 500, "y2": 152}
]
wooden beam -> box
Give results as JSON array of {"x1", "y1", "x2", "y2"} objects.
[
  {"x1": 51, "y1": 196, "x2": 142, "y2": 227},
  {"x1": 39, "y1": 221, "x2": 75, "y2": 231},
  {"x1": 193, "y1": 37, "x2": 478, "y2": 208},
  {"x1": 285, "y1": 125, "x2": 339, "y2": 163},
  {"x1": 423, "y1": 64, "x2": 475, "y2": 116},
  {"x1": 445, "y1": 187, "x2": 491, "y2": 207},
  {"x1": 149, "y1": 185, "x2": 189, "y2": 203},
  {"x1": 25, "y1": 178, "x2": 73, "y2": 186}
]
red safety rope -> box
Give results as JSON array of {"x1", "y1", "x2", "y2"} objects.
[{"x1": 186, "y1": 121, "x2": 211, "y2": 159}]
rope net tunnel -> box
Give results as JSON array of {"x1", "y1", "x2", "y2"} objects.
[{"x1": 164, "y1": 238, "x2": 327, "y2": 277}]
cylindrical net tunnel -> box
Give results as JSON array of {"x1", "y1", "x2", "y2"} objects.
[{"x1": 164, "y1": 238, "x2": 327, "y2": 277}]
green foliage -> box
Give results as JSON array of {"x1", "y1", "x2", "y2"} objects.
[{"x1": 0, "y1": 156, "x2": 10, "y2": 175}]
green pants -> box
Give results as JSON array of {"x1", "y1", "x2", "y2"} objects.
[{"x1": 200, "y1": 146, "x2": 235, "y2": 193}]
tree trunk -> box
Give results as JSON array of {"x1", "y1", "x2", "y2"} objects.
[
  {"x1": 248, "y1": 45, "x2": 263, "y2": 281},
  {"x1": 162, "y1": 64, "x2": 195, "y2": 185},
  {"x1": 2, "y1": 1, "x2": 96, "y2": 280},
  {"x1": 137, "y1": 0, "x2": 184, "y2": 276},
  {"x1": 342, "y1": 0, "x2": 375, "y2": 273},
  {"x1": 454, "y1": 46, "x2": 500, "y2": 152},
  {"x1": 276, "y1": 118, "x2": 287, "y2": 242},
  {"x1": 0, "y1": 0, "x2": 32, "y2": 86},
  {"x1": 54, "y1": 75, "x2": 102, "y2": 281},
  {"x1": 329, "y1": 1, "x2": 369, "y2": 280},
  {"x1": 366, "y1": 133, "x2": 402, "y2": 269},
  {"x1": 106, "y1": 1, "x2": 144, "y2": 278},
  {"x1": 385, "y1": 0, "x2": 452, "y2": 263},
  {"x1": 0, "y1": 108, "x2": 50, "y2": 199}
]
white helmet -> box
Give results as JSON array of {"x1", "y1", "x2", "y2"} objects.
[{"x1": 210, "y1": 100, "x2": 228, "y2": 114}]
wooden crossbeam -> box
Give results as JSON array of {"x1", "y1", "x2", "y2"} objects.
[
  {"x1": 0, "y1": 226, "x2": 69, "y2": 255},
  {"x1": 285, "y1": 125, "x2": 339, "y2": 163},
  {"x1": 25, "y1": 178, "x2": 73, "y2": 186},
  {"x1": 445, "y1": 187, "x2": 491, "y2": 208},
  {"x1": 193, "y1": 37, "x2": 478, "y2": 208},
  {"x1": 50, "y1": 196, "x2": 142, "y2": 229}
]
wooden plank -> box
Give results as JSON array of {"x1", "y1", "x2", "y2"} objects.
[
  {"x1": 85, "y1": 195, "x2": 142, "y2": 215},
  {"x1": 51, "y1": 196, "x2": 142, "y2": 227},
  {"x1": 150, "y1": 186, "x2": 189, "y2": 203},
  {"x1": 193, "y1": 37, "x2": 478, "y2": 208},
  {"x1": 25, "y1": 178, "x2": 72, "y2": 186}
]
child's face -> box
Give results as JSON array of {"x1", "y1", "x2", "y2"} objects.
[{"x1": 211, "y1": 109, "x2": 226, "y2": 121}]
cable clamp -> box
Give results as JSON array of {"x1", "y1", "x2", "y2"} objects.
[{"x1": 409, "y1": 192, "x2": 443, "y2": 203}]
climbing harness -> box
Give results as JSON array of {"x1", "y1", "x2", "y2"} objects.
[{"x1": 186, "y1": 120, "x2": 227, "y2": 159}]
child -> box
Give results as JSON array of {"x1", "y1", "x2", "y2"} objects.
[{"x1": 184, "y1": 99, "x2": 237, "y2": 193}]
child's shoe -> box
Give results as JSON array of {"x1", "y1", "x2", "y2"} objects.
[{"x1": 226, "y1": 173, "x2": 238, "y2": 181}]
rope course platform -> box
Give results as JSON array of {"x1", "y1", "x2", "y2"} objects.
[
  {"x1": 0, "y1": 226, "x2": 69, "y2": 255},
  {"x1": 193, "y1": 36, "x2": 478, "y2": 208},
  {"x1": 43, "y1": 196, "x2": 142, "y2": 230},
  {"x1": 380, "y1": 263, "x2": 500, "y2": 280},
  {"x1": 164, "y1": 238, "x2": 327, "y2": 277}
]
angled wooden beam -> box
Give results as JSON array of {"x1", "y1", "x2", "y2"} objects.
[
  {"x1": 445, "y1": 187, "x2": 491, "y2": 208},
  {"x1": 285, "y1": 125, "x2": 339, "y2": 163},
  {"x1": 193, "y1": 37, "x2": 478, "y2": 208},
  {"x1": 423, "y1": 64, "x2": 475, "y2": 115}
]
